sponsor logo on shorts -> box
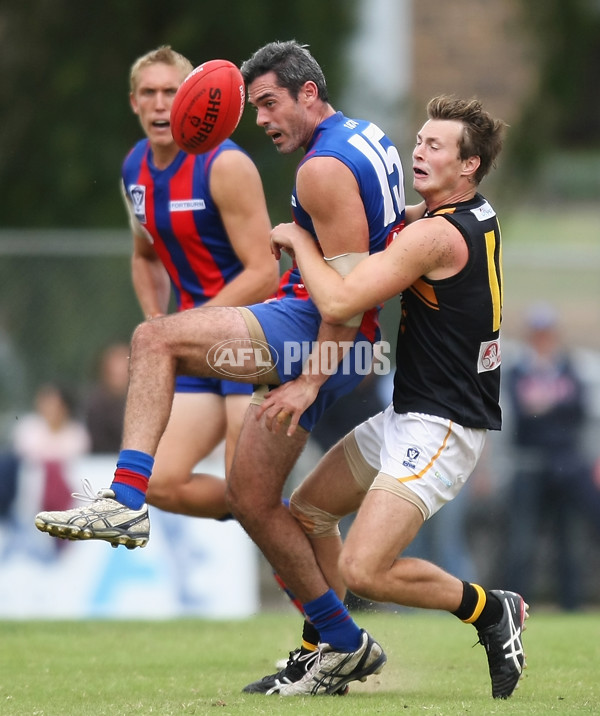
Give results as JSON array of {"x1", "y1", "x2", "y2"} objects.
[
  {"x1": 206, "y1": 340, "x2": 392, "y2": 378},
  {"x1": 434, "y1": 470, "x2": 453, "y2": 487}
]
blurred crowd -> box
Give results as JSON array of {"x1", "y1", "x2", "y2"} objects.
[
  {"x1": 1, "y1": 308, "x2": 600, "y2": 611},
  {"x1": 0, "y1": 342, "x2": 129, "y2": 556}
]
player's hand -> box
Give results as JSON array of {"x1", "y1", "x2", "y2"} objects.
[
  {"x1": 270, "y1": 222, "x2": 295, "y2": 261},
  {"x1": 270, "y1": 222, "x2": 312, "y2": 261},
  {"x1": 257, "y1": 377, "x2": 320, "y2": 437}
]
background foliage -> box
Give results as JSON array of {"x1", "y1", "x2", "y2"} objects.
[
  {"x1": 0, "y1": 0, "x2": 354, "y2": 228},
  {"x1": 2, "y1": 1, "x2": 599, "y2": 227},
  {"x1": 503, "y1": 0, "x2": 600, "y2": 199},
  {"x1": 0, "y1": 0, "x2": 355, "y2": 409}
]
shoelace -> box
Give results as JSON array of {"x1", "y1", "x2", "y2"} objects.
[
  {"x1": 283, "y1": 648, "x2": 318, "y2": 672},
  {"x1": 71, "y1": 477, "x2": 112, "y2": 503},
  {"x1": 297, "y1": 649, "x2": 319, "y2": 669},
  {"x1": 308, "y1": 645, "x2": 325, "y2": 670}
]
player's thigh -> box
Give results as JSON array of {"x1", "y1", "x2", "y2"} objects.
[
  {"x1": 153, "y1": 392, "x2": 226, "y2": 482},
  {"x1": 228, "y1": 403, "x2": 309, "y2": 510},
  {"x1": 139, "y1": 306, "x2": 258, "y2": 381}
]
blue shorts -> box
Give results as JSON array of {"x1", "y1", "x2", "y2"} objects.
[
  {"x1": 247, "y1": 298, "x2": 379, "y2": 432},
  {"x1": 175, "y1": 375, "x2": 254, "y2": 396}
]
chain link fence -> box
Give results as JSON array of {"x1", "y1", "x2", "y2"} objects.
[{"x1": 0, "y1": 230, "x2": 140, "y2": 444}]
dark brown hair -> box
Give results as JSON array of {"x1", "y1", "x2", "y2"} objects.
[{"x1": 427, "y1": 95, "x2": 507, "y2": 184}]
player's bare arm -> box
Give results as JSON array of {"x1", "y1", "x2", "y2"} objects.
[
  {"x1": 205, "y1": 149, "x2": 279, "y2": 306},
  {"x1": 131, "y1": 222, "x2": 171, "y2": 319},
  {"x1": 272, "y1": 216, "x2": 468, "y2": 324},
  {"x1": 258, "y1": 157, "x2": 369, "y2": 435},
  {"x1": 121, "y1": 179, "x2": 171, "y2": 319},
  {"x1": 298, "y1": 156, "x2": 369, "y2": 256}
]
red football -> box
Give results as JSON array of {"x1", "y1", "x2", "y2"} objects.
[{"x1": 170, "y1": 59, "x2": 245, "y2": 154}]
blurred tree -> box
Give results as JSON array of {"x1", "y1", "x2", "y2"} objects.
[
  {"x1": 0, "y1": 1, "x2": 356, "y2": 404},
  {"x1": 504, "y1": 0, "x2": 600, "y2": 190},
  {"x1": 0, "y1": 0, "x2": 354, "y2": 228}
]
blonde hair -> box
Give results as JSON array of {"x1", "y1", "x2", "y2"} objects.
[{"x1": 129, "y1": 45, "x2": 193, "y2": 94}]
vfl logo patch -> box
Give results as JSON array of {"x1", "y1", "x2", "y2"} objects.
[
  {"x1": 402, "y1": 446, "x2": 420, "y2": 469},
  {"x1": 478, "y1": 339, "x2": 501, "y2": 373},
  {"x1": 130, "y1": 185, "x2": 146, "y2": 223}
]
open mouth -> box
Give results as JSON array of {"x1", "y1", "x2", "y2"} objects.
[
  {"x1": 413, "y1": 166, "x2": 427, "y2": 177},
  {"x1": 153, "y1": 120, "x2": 170, "y2": 129}
]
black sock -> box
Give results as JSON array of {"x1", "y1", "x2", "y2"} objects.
[
  {"x1": 452, "y1": 581, "x2": 503, "y2": 631},
  {"x1": 301, "y1": 619, "x2": 320, "y2": 652}
]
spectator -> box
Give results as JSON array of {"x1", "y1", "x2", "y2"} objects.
[
  {"x1": 85, "y1": 343, "x2": 130, "y2": 454},
  {"x1": 503, "y1": 303, "x2": 598, "y2": 609},
  {"x1": 13, "y1": 383, "x2": 90, "y2": 515}
]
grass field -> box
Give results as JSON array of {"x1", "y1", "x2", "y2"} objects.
[{"x1": 1, "y1": 610, "x2": 598, "y2": 715}]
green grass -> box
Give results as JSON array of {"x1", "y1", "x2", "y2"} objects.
[
  {"x1": 501, "y1": 204, "x2": 600, "y2": 249},
  {"x1": 1, "y1": 610, "x2": 599, "y2": 715}
]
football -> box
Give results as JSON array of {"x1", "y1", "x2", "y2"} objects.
[{"x1": 170, "y1": 59, "x2": 245, "y2": 154}]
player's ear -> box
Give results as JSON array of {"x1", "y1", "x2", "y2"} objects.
[
  {"x1": 300, "y1": 80, "x2": 319, "y2": 105},
  {"x1": 463, "y1": 155, "x2": 480, "y2": 180},
  {"x1": 130, "y1": 92, "x2": 140, "y2": 115}
]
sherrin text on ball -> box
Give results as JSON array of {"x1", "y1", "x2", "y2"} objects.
[{"x1": 171, "y1": 59, "x2": 245, "y2": 154}]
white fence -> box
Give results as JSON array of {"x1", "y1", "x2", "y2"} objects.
[{"x1": 0, "y1": 455, "x2": 259, "y2": 619}]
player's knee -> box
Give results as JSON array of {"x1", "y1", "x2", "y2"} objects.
[
  {"x1": 147, "y1": 464, "x2": 189, "y2": 511},
  {"x1": 131, "y1": 316, "x2": 179, "y2": 363},
  {"x1": 225, "y1": 480, "x2": 253, "y2": 523},
  {"x1": 288, "y1": 490, "x2": 341, "y2": 538},
  {"x1": 130, "y1": 318, "x2": 163, "y2": 357},
  {"x1": 145, "y1": 478, "x2": 170, "y2": 511},
  {"x1": 338, "y1": 549, "x2": 375, "y2": 599}
]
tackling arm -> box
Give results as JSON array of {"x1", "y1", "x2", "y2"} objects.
[{"x1": 271, "y1": 215, "x2": 468, "y2": 324}]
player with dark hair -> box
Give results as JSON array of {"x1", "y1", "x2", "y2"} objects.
[
  {"x1": 34, "y1": 40, "x2": 410, "y2": 694},
  {"x1": 265, "y1": 95, "x2": 528, "y2": 699},
  {"x1": 36, "y1": 45, "x2": 278, "y2": 533}
]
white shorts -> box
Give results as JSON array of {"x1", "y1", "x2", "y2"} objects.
[{"x1": 353, "y1": 404, "x2": 487, "y2": 519}]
